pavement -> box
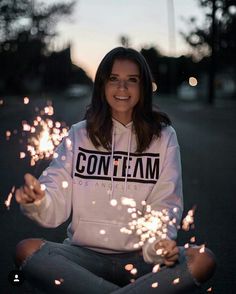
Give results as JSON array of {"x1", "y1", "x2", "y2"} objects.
[{"x1": 0, "y1": 93, "x2": 235, "y2": 293}]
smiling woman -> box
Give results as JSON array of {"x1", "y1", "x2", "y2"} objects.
[{"x1": 15, "y1": 47, "x2": 216, "y2": 294}]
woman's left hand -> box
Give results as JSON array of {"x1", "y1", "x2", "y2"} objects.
[{"x1": 155, "y1": 239, "x2": 179, "y2": 267}]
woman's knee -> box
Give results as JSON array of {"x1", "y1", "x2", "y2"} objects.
[
  {"x1": 186, "y1": 246, "x2": 216, "y2": 284},
  {"x1": 15, "y1": 238, "x2": 45, "y2": 267}
]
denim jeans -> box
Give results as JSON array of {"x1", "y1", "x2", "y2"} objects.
[{"x1": 20, "y1": 240, "x2": 200, "y2": 294}]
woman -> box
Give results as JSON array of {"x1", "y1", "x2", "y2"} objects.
[{"x1": 15, "y1": 47, "x2": 216, "y2": 293}]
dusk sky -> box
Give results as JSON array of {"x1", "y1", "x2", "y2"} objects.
[{"x1": 47, "y1": 0, "x2": 205, "y2": 79}]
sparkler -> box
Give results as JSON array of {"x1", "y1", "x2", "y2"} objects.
[
  {"x1": 120, "y1": 198, "x2": 177, "y2": 250},
  {"x1": 3, "y1": 97, "x2": 68, "y2": 209}
]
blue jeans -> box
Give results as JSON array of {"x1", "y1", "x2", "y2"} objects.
[{"x1": 20, "y1": 240, "x2": 200, "y2": 293}]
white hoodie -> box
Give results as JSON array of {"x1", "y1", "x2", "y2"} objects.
[{"x1": 21, "y1": 119, "x2": 183, "y2": 264}]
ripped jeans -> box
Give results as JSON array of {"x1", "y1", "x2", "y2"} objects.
[{"x1": 20, "y1": 240, "x2": 200, "y2": 294}]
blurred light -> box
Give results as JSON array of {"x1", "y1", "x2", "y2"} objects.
[
  {"x1": 0, "y1": 99, "x2": 3, "y2": 105},
  {"x1": 229, "y1": 5, "x2": 236, "y2": 15},
  {"x1": 189, "y1": 77, "x2": 198, "y2": 87}
]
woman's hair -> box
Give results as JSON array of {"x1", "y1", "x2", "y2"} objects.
[{"x1": 85, "y1": 47, "x2": 171, "y2": 152}]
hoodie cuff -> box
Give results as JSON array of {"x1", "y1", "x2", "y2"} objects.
[
  {"x1": 142, "y1": 240, "x2": 164, "y2": 265},
  {"x1": 20, "y1": 195, "x2": 48, "y2": 214}
]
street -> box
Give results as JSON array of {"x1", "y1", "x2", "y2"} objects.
[{"x1": 0, "y1": 93, "x2": 235, "y2": 293}]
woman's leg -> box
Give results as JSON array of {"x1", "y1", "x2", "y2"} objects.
[
  {"x1": 111, "y1": 246, "x2": 216, "y2": 294},
  {"x1": 15, "y1": 239, "x2": 120, "y2": 294}
]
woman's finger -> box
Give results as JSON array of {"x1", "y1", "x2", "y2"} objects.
[{"x1": 15, "y1": 187, "x2": 34, "y2": 204}]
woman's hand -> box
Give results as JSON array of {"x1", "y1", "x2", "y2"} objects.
[
  {"x1": 15, "y1": 173, "x2": 45, "y2": 204},
  {"x1": 155, "y1": 239, "x2": 179, "y2": 267}
]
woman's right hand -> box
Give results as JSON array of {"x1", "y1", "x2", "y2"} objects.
[{"x1": 15, "y1": 173, "x2": 45, "y2": 204}]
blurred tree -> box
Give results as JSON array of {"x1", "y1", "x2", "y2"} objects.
[
  {"x1": 182, "y1": 0, "x2": 236, "y2": 101},
  {"x1": 0, "y1": 0, "x2": 81, "y2": 94}
]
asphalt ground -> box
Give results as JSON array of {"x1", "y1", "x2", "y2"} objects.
[{"x1": 0, "y1": 93, "x2": 235, "y2": 293}]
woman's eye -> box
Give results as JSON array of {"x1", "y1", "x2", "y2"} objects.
[
  {"x1": 109, "y1": 76, "x2": 117, "y2": 82},
  {"x1": 129, "y1": 78, "x2": 138, "y2": 83}
]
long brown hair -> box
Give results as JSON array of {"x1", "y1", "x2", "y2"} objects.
[{"x1": 85, "y1": 47, "x2": 171, "y2": 152}]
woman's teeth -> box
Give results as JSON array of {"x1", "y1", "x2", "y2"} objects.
[{"x1": 114, "y1": 96, "x2": 130, "y2": 100}]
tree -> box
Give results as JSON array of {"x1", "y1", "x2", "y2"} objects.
[
  {"x1": 182, "y1": 0, "x2": 236, "y2": 102},
  {"x1": 0, "y1": 0, "x2": 78, "y2": 93}
]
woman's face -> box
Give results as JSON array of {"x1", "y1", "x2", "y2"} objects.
[{"x1": 105, "y1": 59, "x2": 140, "y2": 125}]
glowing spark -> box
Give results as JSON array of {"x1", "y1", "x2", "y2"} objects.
[
  {"x1": 99, "y1": 229, "x2": 106, "y2": 235},
  {"x1": 121, "y1": 197, "x2": 136, "y2": 207},
  {"x1": 0, "y1": 99, "x2": 3, "y2": 105},
  {"x1": 152, "y1": 264, "x2": 160, "y2": 273},
  {"x1": 184, "y1": 243, "x2": 190, "y2": 248},
  {"x1": 22, "y1": 122, "x2": 31, "y2": 131},
  {"x1": 199, "y1": 245, "x2": 205, "y2": 253},
  {"x1": 110, "y1": 199, "x2": 117, "y2": 206},
  {"x1": 40, "y1": 184, "x2": 46, "y2": 191},
  {"x1": 20, "y1": 152, "x2": 26, "y2": 159},
  {"x1": 44, "y1": 106, "x2": 54, "y2": 116},
  {"x1": 173, "y1": 278, "x2": 180, "y2": 284},
  {"x1": 182, "y1": 207, "x2": 196, "y2": 231},
  {"x1": 62, "y1": 181, "x2": 69, "y2": 189},
  {"x1": 6, "y1": 130, "x2": 11, "y2": 139},
  {"x1": 125, "y1": 264, "x2": 134, "y2": 271},
  {"x1": 130, "y1": 268, "x2": 137, "y2": 275},
  {"x1": 189, "y1": 77, "x2": 198, "y2": 87},
  {"x1": 24, "y1": 97, "x2": 29, "y2": 104},
  {"x1": 54, "y1": 278, "x2": 64, "y2": 286},
  {"x1": 4, "y1": 186, "x2": 15, "y2": 210},
  {"x1": 151, "y1": 282, "x2": 159, "y2": 288},
  {"x1": 207, "y1": 287, "x2": 213, "y2": 292}
]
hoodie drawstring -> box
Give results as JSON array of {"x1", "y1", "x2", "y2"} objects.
[{"x1": 109, "y1": 124, "x2": 132, "y2": 201}]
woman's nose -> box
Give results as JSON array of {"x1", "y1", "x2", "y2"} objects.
[{"x1": 118, "y1": 80, "x2": 128, "y2": 89}]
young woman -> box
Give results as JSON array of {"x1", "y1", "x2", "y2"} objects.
[{"x1": 15, "y1": 47, "x2": 216, "y2": 293}]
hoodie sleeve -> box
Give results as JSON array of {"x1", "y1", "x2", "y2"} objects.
[
  {"x1": 20, "y1": 126, "x2": 75, "y2": 228},
  {"x1": 142, "y1": 127, "x2": 183, "y2": 264}
]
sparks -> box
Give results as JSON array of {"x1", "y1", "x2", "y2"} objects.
[
  {"x1": 125, "y1": 264, "x2": 134, "y2": 271},
  {"x1": 4, "y1": 186, "x2": 15, "y2": 210},
  {"x1": 110, "y1": 199, "x2": 117, "y2": 206},
  {"x1": 152, "y1": 264, "x2": 160, "y2": 273},
  {"x1": 23, "y1": 97, "x2": 30, "y2": 104},
  {"x1": 130, "y1": 268, "x2": 137, "y2": 275},
  {"x1": 151, "y1": 282, "x2": 159, "y2": 288},
  {"x1": 62, "y1": 181, "x2": 69, "y2": 189},
  {"x1": 199, "y1": 244, "x2": 205, "y2": 253},
  {"x1": 54, "y1": 278, "x2": 64, "y2": 286},
  {"x1": 121, "y1": 203, "x2": 176, "y2": 250},
  {"x1": 173, "y1": 277, "x2": 180, "y2": 284},
  {"x1": 24, "y1": 107, "x2": 68, "y2": 166},
  {"x1": 182, "y1": 207, "x2": 196, "y2": 231}
]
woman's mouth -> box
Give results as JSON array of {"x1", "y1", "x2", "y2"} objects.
[{"x1": 114, "y1": 96, "x2": 130, "y2": 100}]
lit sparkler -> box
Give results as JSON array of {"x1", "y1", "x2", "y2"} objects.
[
  {"x1": 120, "y1": 198, "x2": 177, "y2": 250},
  {"x1": 3, "y1": 100, "x2": 68, "y2": 210},
  {"x1": 22, "y1": 107, "x2": 68, "y2": 166}
]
